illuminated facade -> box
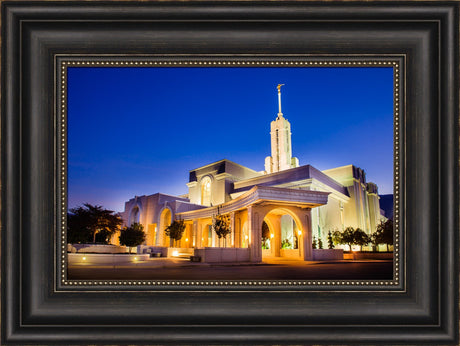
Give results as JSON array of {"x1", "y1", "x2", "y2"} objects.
[{"x1": 122, "y1": 86, "x2": 386, "y2": 261}]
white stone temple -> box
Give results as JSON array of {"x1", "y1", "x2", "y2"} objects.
[{"x1": 120, "y1": 85, "x2": 387, "y2": 262}]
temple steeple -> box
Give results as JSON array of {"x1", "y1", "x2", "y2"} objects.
[
  {"x1": 264, "y1": 84, "x2": 299, "y2": 174},
  {"x1": 277, "y1": 83, "x2": 284, "y2": 116}
]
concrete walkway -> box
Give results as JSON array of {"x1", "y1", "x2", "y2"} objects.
[{"x1": 67, "y1": 256, "x2": 393, "y2": 280}]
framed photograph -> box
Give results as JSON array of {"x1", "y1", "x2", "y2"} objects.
[
  {"x1": 2, "y1": 1, "x2": 458, "y2": 345},
  {"x1": 65, "y1": 60, "x2": 396, "y2": 283}
]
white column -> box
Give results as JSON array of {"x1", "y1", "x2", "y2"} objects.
[
  {"x1": 248, "y1": 206, "x2": 262, "y2": 262},
  {"x1": 230, "y1": 212, "x2": 235, "y2": 247},
  {"x1": 193, "y1": 220, "x2": 200, "y2": 248},
  {"x1": 301, "y1": 209, "x2": 313, "y2": 261}
]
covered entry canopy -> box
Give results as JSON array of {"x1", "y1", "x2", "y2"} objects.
[
  {"x1": 176, "y1": 186, "x2": 329, "y2": 262},
  {"x1": 176, "y1": 185, "x2": 330, "y2": 220}
]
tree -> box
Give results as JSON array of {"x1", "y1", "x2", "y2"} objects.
[
  {"x1": 327, "y1": 231, "x2": 335, "y2": 249},
  {"x1": 312, "y1": 236, "x2": 317, "y2": 249},
  {"x1": 331, "y1": 230, "x2": 343, "y2": 246},
  {"x1": 318, "y1": 237, "x2": 323, "y2": 249},
  {"x1": 353, "y1": 228, "x2": 370, "y2": 251},
  {"x1": 67, "y1": 203, "x2": 122, "y2": 244},
  {"x1": 261, "y1": 221, "x2": 270, "y2": 249},
  {"x1": 119, "y1": 223, "x2": 146, "y2": 253},
  {"x1": 164, "y1": 219, "x2": 186, "y2": 247},
  {"x1": 213, "y1": 214, "x2": 231, "y2": 247},
  {"x1": 341, "y1": 227, "x2": 356, "y2": 250},
  {"x1": 333, "y1": 226, "x2": 370, "y2": 251},
  {"x1": 371, "y1": 219, "x2": 394, "y2": 251}
]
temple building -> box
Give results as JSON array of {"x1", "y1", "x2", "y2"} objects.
[{"x1": 121, "y1": 85, "x2": 386, "y2": 262}]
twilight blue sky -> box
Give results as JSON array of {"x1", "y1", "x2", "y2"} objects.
[{"x1": 68, "y1": 67, "x2": 394, "y2": 212}]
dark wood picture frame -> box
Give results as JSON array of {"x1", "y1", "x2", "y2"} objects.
[{"x1": 2, "y1": 1, "x2": 458, "y2": 345}]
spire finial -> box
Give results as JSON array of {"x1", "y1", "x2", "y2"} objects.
[{"x1": 277, "y1": 84, "x2": 285, "y2": 116}]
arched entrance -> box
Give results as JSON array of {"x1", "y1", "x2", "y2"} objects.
[
  {"x1": 159, "y1": 208, "x2": 172, "y2": 247},
  {"x1": 129, "y1": 206, "x2": 140, "y2": 225},
  {"x1": 262, "y1": 208, "x2": 303, "y2": 259}
]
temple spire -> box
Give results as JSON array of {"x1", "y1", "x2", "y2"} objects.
[
  {"x1": 265, "y1": 83, "x2": 299, "y2": 174},
  {"x1": 277, "y1": 84, "x2": 284, "y2": 116}
]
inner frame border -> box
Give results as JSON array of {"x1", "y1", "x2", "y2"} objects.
[{"x1": 57, "y1": 55, "x2": 403, "y2": 291}]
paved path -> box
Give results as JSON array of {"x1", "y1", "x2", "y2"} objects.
[{"x1": 68, "y1": 257, "x2": 393, "y2": 280}]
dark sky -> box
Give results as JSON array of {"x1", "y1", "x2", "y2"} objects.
[{"x1": 68, "y1": 66, "x2": 394, "y2": 212}]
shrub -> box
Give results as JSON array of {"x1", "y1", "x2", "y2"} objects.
[
  {"x1": 119, "y1": 223, "x2": 146, "y2": 253},
  {"x1": 281, "y1": 238, "x2": 291, "y2": 249},
  {"x1": 165, "y1": 219, "x2": 186, "y2": 247}
]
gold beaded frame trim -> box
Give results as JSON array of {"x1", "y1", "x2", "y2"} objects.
[{"x1": 57, "y1": 56, "x2": 403, "y2": 291}]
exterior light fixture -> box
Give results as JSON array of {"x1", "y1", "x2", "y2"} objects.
[
  {"x1": 245, "y1": 235, "x2": 249, "y2": 240},
  {"x1": 82, "y1": 256, "x2": 86, "y2": 261},
  {"x1": 172, "y1": 250, "x2": 179, "y2": 257},
  {"x1": 185, "y1": 238, "x2": 189, "y2": 242},
  {"x1": 134, "y1": 257, "x2": 138, "y2": 261},
  {"x1": 297, "y1": 230, "x2": 302, "y2": 236},
  {"x1": 270, "y1": 234, "x2": 274, "y2": 239}
]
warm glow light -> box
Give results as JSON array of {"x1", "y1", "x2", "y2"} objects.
[
  {"x1": 245, "y1": 235, "x2": 249, "y2": 240},
  {"x1": 172, "y1": 250, "x2": 179, "y2": 257},
  {"x1": 185, "y1": 238, "x2": 189, "y2": 242},
  {"x1": 82, "y1": 256, "x2": 86, "y2": 261},
  {"x1": 297, "y1": 230, "x2": 302, "y2": 236},
  {"x1": 134, "y1": 257, "x2": 138, "y2": 261},
  {"x1": 270, "y1": 234, "x2": 274, "y2": 239}
]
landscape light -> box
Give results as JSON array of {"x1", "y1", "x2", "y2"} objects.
[
  {"x1": 134, "y1": 257, "x2": 138, "y2": 261},
  {"x1": 172, "y1": 251, "x2": 179, "y2": 257},
  {"x1": 82, "y1": 256, "x2": 86, "y2": 261}
]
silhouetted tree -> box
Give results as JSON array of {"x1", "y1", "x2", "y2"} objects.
[
  {"x1": 119, "y1": 223, "x2": 146, "y2": 253},
  {"x1": 312, "y1": 236, "x2": 317, "y2": 249},
  {"x1": 67, "y1": 203, "x2": 122, "y2": 244},
  {"x1": 332, "y1": 227, "x2": 370, "y2": 251},
  {"x1": 371, "y1": 219, "x2": 394, "y2": 251},
  {"x1": 327, "y1": 231, "x2": 335, "y2": 249},
  {"x1": 340, "y1": 227, "x2": 356, "y2": 250},
  {"x1": 353, "y1": 228, "x2": 370, "y2": 251}
]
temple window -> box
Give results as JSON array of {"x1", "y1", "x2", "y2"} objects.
[{"x1": 200, "y1": 176, "x2": 212, "y2": 206}]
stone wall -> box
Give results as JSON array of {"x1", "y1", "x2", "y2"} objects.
[
  {"x1": 68, "y1": 253, "x2": 149, "y2": 265},
  {"x1": 68, "y1": 244, "x2": 129, "y2": 253},
  {"x1": 194, "y1": 247, "x2": 250, "y2": 263},
  {"x1": 312, "y1": 249, "x2": 343, "y2": 260}
]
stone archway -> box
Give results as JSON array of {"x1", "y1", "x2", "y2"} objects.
[
  {"x1": 158, "y1": 207, "x2": 172, "y2": 247},
  {"x1": 248, "y1": 205, "x2": 312, "y2": 262},
  {"x1": 262, "y1": 208, "x2": 303, "y2": 259},
  {"x1": 129, "y1": 205, "x2": 141, "y2": 225}
]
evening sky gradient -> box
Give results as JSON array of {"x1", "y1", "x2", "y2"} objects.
[{"x1": 68, "y1": 67, "x2": 393, "y2": 212}]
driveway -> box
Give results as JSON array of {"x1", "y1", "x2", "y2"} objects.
[{"x1": 67, "y1": 257, "x2": 393, "y2": 280}]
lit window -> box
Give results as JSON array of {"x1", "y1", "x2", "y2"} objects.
[{"x1": 201, "y1": 176, "x2": 212, "y2": 206}]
